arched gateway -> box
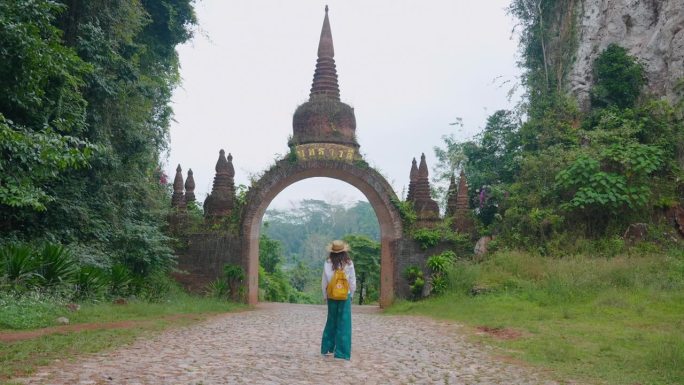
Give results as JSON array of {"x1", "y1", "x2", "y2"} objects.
[
  {"x1": 241, "y1": 160, "x2": 402, "y2": 307},
  {"x1": 241, "y1": 7, "x2": 403, "y2": 307},
  {"x1": 170, "y1": 7, "x2": 468, "y2": 308}
]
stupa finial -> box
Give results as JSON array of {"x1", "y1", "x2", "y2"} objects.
[{"x1": 310, "y1": 5, "x2": 339, "y2": 100}]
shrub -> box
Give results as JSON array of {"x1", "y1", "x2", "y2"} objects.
[
  {"x1": 74, "y1": 266, "x2": 108, "y2": 300},
  {"x1": 0, "y1": 244, "x2": 38, "y2": 290},
  {"x1": 404, "y1": 265, "x2": 425, "y2": 300},
  {"x1": 36, "y1": 244, "x2": 78, "y2": 288},
  {"x1": 207, "y1": 278, "x2": 230, "y2": 300},
  {"x1": 413, "y1": 228, "x2": 442, "y2": 249},
  {"x1": 591, "y1": 44, "x2": 646, "y2": 109},
  {"x1": 427, "y1": 251, "x2": 455, "y2": 274},
  {"x1": 223, "y1": 264, "x2": 246, "y2": 301},
  {"x1": 109, "y1": 264, "x2": 133, "y2": 297}
]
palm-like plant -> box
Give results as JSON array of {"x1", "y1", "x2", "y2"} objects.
[
  {"x1": 109, "y1": 264, "x2": 133, "y2": 297},
  {"x1": 75, "y1": 266, "x2": 108, "y2": 299},
  {"x1": 36, "y1": 244, "x2": 78, "y2": 287},
  {"x1": 0, "y1": 245, "x2": 38, "y2": 290},
  {"x1": 223, "y1": 264, "x2": 245, "y2": 301}
]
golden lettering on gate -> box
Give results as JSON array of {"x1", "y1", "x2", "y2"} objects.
[{"x1": 294, "y1": 144, "x2": 359, "y2": 162}]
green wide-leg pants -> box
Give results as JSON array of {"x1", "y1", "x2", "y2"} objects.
[{"x1": 320, "y1": 295, "x2": 352, "y2": 360}]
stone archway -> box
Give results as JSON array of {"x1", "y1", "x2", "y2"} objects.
[{"x1": 240, "y1": 159, "x2": 403, "y2": 308}]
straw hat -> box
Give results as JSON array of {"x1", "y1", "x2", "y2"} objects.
[{"x1": 326, "y1": 240, "x2": 350, "y2": 254}]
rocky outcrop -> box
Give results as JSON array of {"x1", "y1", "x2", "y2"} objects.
[{"x1": 569, "y1": 0, "x2": 684, "y2": 109}]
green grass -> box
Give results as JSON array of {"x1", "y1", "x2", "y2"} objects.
[
  {"x1": 0, "y1": 290, "x2": 243, "y2": 330},
  {"x1": 0, "y1": 293, "x2": 244, "y2": 381},
  {"x1": 388, "y1": 249, "x2": 684, "y2": 385}
]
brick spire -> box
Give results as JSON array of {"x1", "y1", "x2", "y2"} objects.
[
  {"x1": 292, "y1": 6, "x2": 357, "y2": 148},
  {"x1": 171, "y1": 164, "x2": 186, "y2": 209},
  {"x1": 445, "y1": 173, "x2": 458, "y2": 218},
  {"x1": 412, "y1": 153, "x2": 440, "y2": 226},
  {"x1": 453, "y1": 169, "x2": 474, "y2": 233},
  {"x1": 184, "y1": 168, "x2": 196, "y2": 203},
  {"x1": 455, "y1": 169, "x2": 469, "y2": 211},
  {"x1": 406, "y1": 158, "x2": 418, "y2": 202},
  {"x1": 204, "y1": 149, "x2": 236, "y2": 218},
  {"x1": 310, "y1": 5, "x2": 340, "y2": 100}
]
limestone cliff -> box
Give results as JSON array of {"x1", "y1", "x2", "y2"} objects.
[{"x1": 568, "y1": 0, "x2": 684, "y2": 108}]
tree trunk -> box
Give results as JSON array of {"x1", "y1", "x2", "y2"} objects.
[{"x1": 537, "y1": 0, "x2": 550, "y2": 90}]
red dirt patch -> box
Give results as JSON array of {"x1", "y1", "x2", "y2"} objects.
[
  {"x1": 0, "y1": 314, "x2": 206, "y2": 343},
  {"x1": 476, "y1": 326, "x2": 523, "y2": 340}
]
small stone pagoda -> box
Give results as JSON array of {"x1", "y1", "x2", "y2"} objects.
[
  {"x1": 406, "y1": 154, "x2": 440, "y2": 227},
  {"x1": 203, "y1": 149, "x2": 236, "y2": 220},
  {"x1": 171, "y1": 164, "x2": 186, "y2": 210},
  {"x1": 184, "y1": 169, "x2": 196, "y2": 204},
  {"x1": 445, "y1": 173, "x2": 458, "y2": 218},
  {"x1": 448, "y1": 170, "x2": 474, "y2": 233}
]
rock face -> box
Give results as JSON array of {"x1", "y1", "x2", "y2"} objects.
[{"x1": 569, "y1": 0, "x2": 684, "y2": 108}]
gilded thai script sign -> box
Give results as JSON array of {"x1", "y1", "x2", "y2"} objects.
[{"x1": 294, "y1": 143, "x2": 360, "y2": 162}]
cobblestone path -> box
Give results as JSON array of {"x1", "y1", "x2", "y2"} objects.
[{"x1": 17, "y1": 303, "x2": 559, "y2": 385}]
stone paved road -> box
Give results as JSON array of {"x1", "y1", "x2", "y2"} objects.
[{"x1": 17, "y1": 303, "x2": 560, "y2": 385}]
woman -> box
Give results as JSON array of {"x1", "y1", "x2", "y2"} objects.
[{"x1": 320, "y1": 240, "x2": 356, "y2": 360}]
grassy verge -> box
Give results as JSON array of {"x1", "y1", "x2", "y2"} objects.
[
  {"x1": 0, "y1": 293, "x2": 244, "y2": 381},
  {"x1": 387, "y1": 249, "x2": 684, "y2": 385}
]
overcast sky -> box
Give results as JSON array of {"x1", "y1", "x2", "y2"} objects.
[{"x1": 166, "y1": 0, "x2": 521, "y2": 210}]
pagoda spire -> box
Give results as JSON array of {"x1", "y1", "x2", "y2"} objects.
[
  {"x1": 204, "y1": 149, "x2": 236, "y2": 219},
  {"x1": 445, "y1": 173, "x2": 458, "y2": 218},
  {"x1": 171, "y1": 164, "x2": 186, "y2": 209},
  {"x1": 184, "y1": 168, "x2": 196, "y2": 203},
  {"x1": 406, "y1": 158, "x2": 418, "y2": 202},
  {"x1": 411, "y1": 153, "x2": 440, "y2": 227},
  {"x1": 310, "y1": 5, "x2": 340, "y2": 100},
  {"x1": 453, "y1": 169, "x2": 474, "y2": 233},
  {"x1": 292, "y1": 6, "x2": 357, "y2": 148},
  {"x1": 417, "y1": 153, "x2": 429, "y2": 180}
]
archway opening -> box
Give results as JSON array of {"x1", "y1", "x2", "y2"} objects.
[
  {"x1": 241, "y1": 161, "x2": 403, "y2": 308},
  {"x1": 258, "y1": 178, "x2": 381, "y2": 305}
]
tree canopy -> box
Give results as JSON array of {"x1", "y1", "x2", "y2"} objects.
[{"x1": 1, "y1": 0, "x2": 196, "y2": 277}]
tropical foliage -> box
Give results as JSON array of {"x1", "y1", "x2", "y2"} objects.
[
  {"x1": 432, "y1": 25, "x2": 683, "y2": 248},
  {"x1": 0, "y1": 0, "x2": 196, "y2": 298}
]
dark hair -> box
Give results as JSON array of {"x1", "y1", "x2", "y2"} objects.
[{"x1": 329, "y1": 251, "x2": 351, "y2": 270}]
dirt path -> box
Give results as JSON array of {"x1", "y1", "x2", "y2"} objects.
[
  {"x1": 14, "y1": 302, "x2": 559, "y2": 384},
  {"x1": 0, "y1": 314, "x2": 206, "y2": 343}
]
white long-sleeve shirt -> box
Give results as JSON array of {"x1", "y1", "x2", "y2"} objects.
[{"x1": 321, "y1": 259, "x2": 356, "y2": 300}]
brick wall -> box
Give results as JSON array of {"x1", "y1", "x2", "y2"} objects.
[{"x1": 172, "y1": 232, "x2": 243, "y2": 293}]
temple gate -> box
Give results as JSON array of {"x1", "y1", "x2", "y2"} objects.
[{"x1": 170, "y1": 7, "x2": 474, "y2": 307}]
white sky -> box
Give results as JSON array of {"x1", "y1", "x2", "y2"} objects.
[{"x1": 166, "y1": 0, "x2": 521, "y2": 210}]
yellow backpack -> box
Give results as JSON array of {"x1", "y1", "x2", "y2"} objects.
[{"x1": 327, "y1": 268, "x2": 349, "y2": 300}]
